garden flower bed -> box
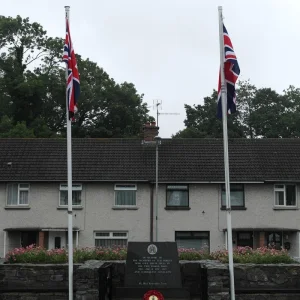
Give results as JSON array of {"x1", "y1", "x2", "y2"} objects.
[
  {"x1": 4, "y1": 244, "x2": 295, "y2": 264},
  {"x1": 211, "y1": 246, "x2": 295, "y2": 264}
]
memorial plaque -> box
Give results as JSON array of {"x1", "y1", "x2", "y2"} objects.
[{"x1": 124, "y1": 242, "x2": 182, "y2": 289}]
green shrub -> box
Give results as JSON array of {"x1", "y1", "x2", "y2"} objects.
[{"x1": 5, "y1": 245, "x2": 295, "y2": 264}]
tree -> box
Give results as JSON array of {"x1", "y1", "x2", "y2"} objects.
[
  {"x1": 0, "y1": 116, "x2": 35, "y2": 137},
  {"x1": 0, "y1": 15, "x2": 51, "y2": 125},
  {"x1": 174, "y1": 80, "x2": 300, "y2": 139},
  {"x1": 249, "y1": 88, "x2": 286, "y2": 138},
  {"x1": 236, "y1": 80, "x2": 257, "y2": 138},
  {"x1": 174, "y1": 91, "x2": 244, "y2": 138},
  {"x1": 67, "y1": 58, "x2": 153, "y2": 138},
  {"x1": 281, "y1": 86, "x2": 300, "y2": 137},
  {"x1": 0, "y1": 15, "x2": 153, "y2": 138}
]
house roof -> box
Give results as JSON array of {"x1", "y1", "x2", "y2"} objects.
[{"x1": 0, "y1": 138, "x2": 300, "y2": 182}]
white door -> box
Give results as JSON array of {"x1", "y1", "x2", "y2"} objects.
[{"x1": 48, "y1": 231, "x2": 67, "y2": 249}]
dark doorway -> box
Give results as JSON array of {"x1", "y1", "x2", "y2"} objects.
[
  {"x1": 54, "y1": 237, "x2": 61, "y2": 248},
  {"x1": 237, "y1": 231, "x2": 253, "y2": 248},
  {"x1": 266, "y1": 232, "x2": 282, "y2": 250},
  {"x1": 21, "y1": 231, "x2": 37, "y2": 247}
]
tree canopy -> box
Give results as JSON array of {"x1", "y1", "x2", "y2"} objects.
[
  {"x1": 173, "y1": 80, "x2": 300, "y2": 139},
  {"x1": 0, "y1": 15, "x2": 153, "y2": 138}
]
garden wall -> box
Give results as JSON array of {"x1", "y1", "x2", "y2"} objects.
[
  {"x1": 1, "y1": 261, "x2": 300, "y2": 299},
  {"x1": 204, "y1": 261, "x2": 300, "y2": 300},
  {"x1": 0, "y1": 261, "x2": 103, "y2": 300}
]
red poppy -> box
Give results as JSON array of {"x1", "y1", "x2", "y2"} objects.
[{"x1": 143, "y1": 290, "x2": 164, "y2": 300}]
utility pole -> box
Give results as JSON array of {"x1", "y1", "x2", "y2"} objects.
[{"x1": 151, "y1": 99, "x2": 179, "y2": 241}]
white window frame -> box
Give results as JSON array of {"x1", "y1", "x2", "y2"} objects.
[
  {"x1": 59, "y1": 183, "x2": 82, "y2": 207},
  {"x1": 274, "y1": 184, "x2": 297, "y2": 207},
  {"x1": 221, "y1": 184, "x2": 245, "y2": 207},
  {"x1": 94, "y1": 231, "x2": 128, "y2": 247},
  {"x1": 166, "y1": 184, "x2": 189, "y2": 207},
  {"x1": 114, "y1": 184, "x2": 137, "y2": 207},
  {"x1": 6, "y1": 183, "x2": 30, "y2": 206},
  {"x1": 175, "y1": 231, "x2": 210, "y2": 252}
]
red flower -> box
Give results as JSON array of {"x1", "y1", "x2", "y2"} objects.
[{"x1": 143, "y1": 290, "x2": 164, "y2": 300}]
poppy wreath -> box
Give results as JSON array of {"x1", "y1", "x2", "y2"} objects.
[{"x1": 143, "y1": 290, "x2": 164, "y2": 300}]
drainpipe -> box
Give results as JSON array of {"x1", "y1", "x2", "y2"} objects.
[
  {"x1": 154, "y1": 136, "x2": 161, "y2": 242},
  {"x1": 3, "y1": 231, "x2": 7, "y2": 258},
  {"x1": 150, "y1": 184, "x2": 154, "y2": 242},
  {"x1": 76, "y1": 231, "x2": 79, "y2": 248}
]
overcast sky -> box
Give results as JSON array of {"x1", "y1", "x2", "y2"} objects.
[{"x1": 3, "y1": 0, "x2": 300, "y2": 137}]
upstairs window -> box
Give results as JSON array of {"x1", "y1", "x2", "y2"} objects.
[
  {"x1": 274, "y1": 184, "x2": 296, "y2": 207},
  {"x1": 7, "y1": 183, "x2": 30, "y2": 206},
  {"x1": 221, "y1": 184, "x2": 244, "y2": 207},
  {"x1": 59, "y1": 183, "x2": 82, "y2": 206},
  {"x1": 166, "y1": 185, "x2": 189, "y2": 207},
  {"x1": 114, "y1": 184, "x2": 137, "y2": 206}
]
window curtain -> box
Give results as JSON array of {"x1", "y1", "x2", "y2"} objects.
[
  {"x1": 60, "y1": 191, "x2": 81, "y2": 205},
  {"x1": 167, "y1": 190, "x2": 188, "y2": 206},
  {"x1": 7, "y1": 184, "x2": 18, "y2": 205},
  {"x1": 72, "y1": 191, "x2": 81, "y2": 205},
  {"x1": 115, "y1": 190, "x2": 136, "y2": 205},
  {"x1": 176, "y1": 239, "x2": 209, "y2": 251},
  {"x1": 19, "y1": 191, "x2": 28, "y2": 204},
  {"x1": 221, "y1": 185, "x2": 244, "y2": 206},
  {"x1": 60, "y1": 191, "x2": 68, "y2": 205},
  {"x1": 95, "y1": 239, "x2": 127, "y2": 247},
  {"x1": 286, "y1": 185, "x2": 296, "y2": 206}
]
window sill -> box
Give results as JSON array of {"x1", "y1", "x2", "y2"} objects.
[
  {"x1": 165, "y1": 206, "x2": 191, "y2": 210},
  {"x1": 220, "y1": 207, "x2": 247, "y2": 211},
  {"x1": 5, "y1": 206, "x2": 30, "y2": 210},
  {"x1": 273, "y1": 207, "x2": 298, "y2": 210},
  {"x1": 57, "y1": 206, "x2": 83, "y2": 210},
  {"x1": 112, "y1": 206, "x2": 138, "y2": 210}
]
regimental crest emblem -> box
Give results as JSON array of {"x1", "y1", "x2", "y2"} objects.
[{"x1": 147, "y1": 244, "x2": 158, "y2": 255}]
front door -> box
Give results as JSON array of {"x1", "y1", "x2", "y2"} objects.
[
  {"x1": 266, "y1": 232, "x2": 282, "y2": 250},
  {"x1": 236, "y1": 231, "x2": 253, "y2": 248},
  {"x1": 21, "y1": 231, "x2": 37, "y2": 247},
  {"x1": 48, "y1": 231, "x2": 67, "y2": 249}
]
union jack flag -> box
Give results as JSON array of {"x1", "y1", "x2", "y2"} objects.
[
  {"x1": 217, "y1": 24, "x2": 240, "y2": 119},
  {"x1": 63, "y1": 18, "x2": 80, "y2": 120}
]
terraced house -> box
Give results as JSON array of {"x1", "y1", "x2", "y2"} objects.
[{"x1": 1, "y1": 123, "x2": 300, "y2": 258}]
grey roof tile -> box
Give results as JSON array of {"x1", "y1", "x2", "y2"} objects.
[{"x1": 0, "y1": 138, "x2": 299, "y2": 182}]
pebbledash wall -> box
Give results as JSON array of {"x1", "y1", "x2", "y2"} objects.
[
  {"x1": 1, "y1": 182, "x2": 300, "y2": 257},
  {"x1": 1, "y1": 261, "x2": 300, "y2": 300}
]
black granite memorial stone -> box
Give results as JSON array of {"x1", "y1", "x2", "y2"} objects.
[
  {"x1": 114, "y1": 242, "x2": 190, "y2": 299},
  {"x1": 125, "y1": 242, "x2": 182, "y2": 288}
]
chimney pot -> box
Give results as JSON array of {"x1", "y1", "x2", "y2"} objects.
[{"x1": 142, "y1": 120, "x2": 159, "y2": 142}]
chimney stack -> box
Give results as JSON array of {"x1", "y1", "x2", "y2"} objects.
[{"x1": 142, "y1": 121, "x2": 159, "y2": 142}]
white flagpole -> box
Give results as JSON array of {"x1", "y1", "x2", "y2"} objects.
[
  {"x1": 64, "y1": 5, "x2": 73, "y2": 300},
  {"x1": 218, "y1": 6, "x2": 235, "y2": 300}
]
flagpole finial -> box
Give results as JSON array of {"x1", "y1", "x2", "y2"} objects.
[
  {"x1": 218, "y1": 6, "x2": 223, "y2": 21},
  {"x1": 65, "y1": 6, "x2": 70, "y2": 19}
]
